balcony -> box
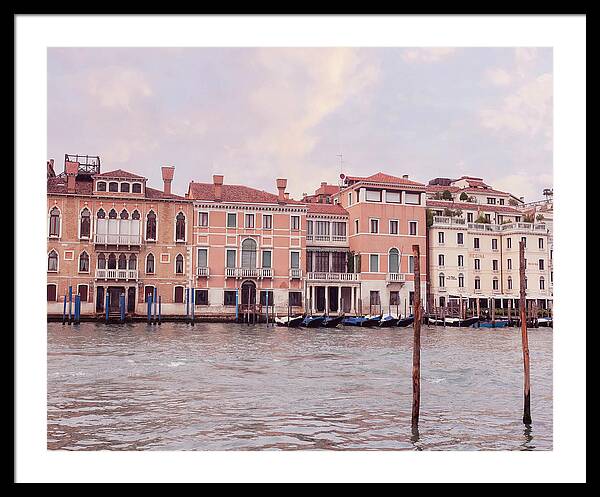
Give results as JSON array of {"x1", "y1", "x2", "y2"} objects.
[
  {"x1": 197, "y1": 267, "x2": 210, "y2": 277},
  {"x1": 386, "y1": 272, "x2": 406, "y2": 283},
  {"x1": 225, "y1": 267, "x2": 273, "y2": 279},
  {"x1": 306, "y1": 234, "x2": 348, "y2": 245},
  {"x1": 289, "y1": 268, "x2": 302, "y2": 279},
  {"x1": 94, "y1": 234, "x2": 142, "y2": 246},
  {"x1": 432, "y1": 216, "x2": 466, "y2": 226},
  {"x1": 306, "y1": 271, "x2": 359, "y2": 282},
  {"x1": 95, "y1": 269, "x2": 138, "y2": 281}
]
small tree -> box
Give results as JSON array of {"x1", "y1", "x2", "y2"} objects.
[
  {"x1": 459, "y1": 192, "x2": 469, "y2": 201},
  {"x1": 475, "y1": 214, "x2": 489, "y2": 224},
  {"x1": 441, "y1": 190, "x2": 453, "y2": 201},
  {"x1": 523, "y1": 213, "x2": 535, "y2": 223},
  {"x1": 426, "y1": 208, "x2": 434, "y2": 227},
  {"x1": 508, "y1": 198, "x2": 518, "y2": 206},
  {"x1": 536, "y1": 213, "x2": 545, "y2": 221},
  {"x1": 346, "y1": 250, "x2": 355, "y2": 273}
]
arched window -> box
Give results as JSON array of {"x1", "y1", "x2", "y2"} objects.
[
  {"x1": 474, "y1": 277, "x2": 481, "y2": 290},
  {"x1": 79, "y1": 251, "x2": 90, "y2": 272},
  {"x1": 97, "y1": 208, "x2": 106, "y2": 219},
  {"x1": 49, "y1": 207, "x2": 60, "y2": 237},
  {"x1": 241, "y1": 238, "x2": 257, "y2": 268},
  {"x1": 388, "y1": 248, "x2": 399, "y2": 273},
  {"x1": 175, "y1": 254, "x2": 184, "y2": 274},
  {"x1": 108, "y1": 209, "x2": 117, "y2": 219},
  {"x1": 118, "y1": 254, "x2": 127, "y2": 269},
  {"x1": 458, "y1": 273, "x2": 464, "y2": 288},
  {"x1": 132, "y1": 183, "x2": 142, "y2": 193},
  {"x1": 507, "y1": 277, "x2": 513, "y2": 290},
  {"x1": 97, "y1": 253, "x2": 106, "y2": 269},
  {"x1": 109, "y1": 182, "x2": 118, "y2": 192},
  {"x1": 539, "y1": 277, "x2": 545, "y2": 290},
  {"x1": 439, "y1": 273, "x2": 445, "y2": 288},
  {"x1": 120, "y1": 209, "x2": 129, "y2": 220},
  {"x1": 48, "y1": 250, "x2": 58, "y2": 271},
  {"x1": 108, "y1": 253, "x2": 117, "y2": 270},
  {"x1": 493, "y1": 277, "x2": 499, "y2": 290},
  {"x1": 175, "y1": 212, "x2": 186, "y2": 241},
  {"x1": 438, "y1": 254, "x2": 445, "y2": 267},
  {"x1": 96, "y1": 181, "x2": 106, "y2": 192},
  {"x1": 132, "y1": 210, "x2": 140, "y2": 220},
  {"x1": 120, "y1": 182, "x2": 130, "y2": 193},
  {"x1": 458, "y1": 255, "x2": 464, "y2": 267},
  {"x1": 146, "y1": 253, "x2": 155, "y2": 274},
  {"x1": 79, "y1": 208, "x2": 91, "y2": 238},
  {"x1": 146, "y1": 211, "x2": 157, "y2": 240},
  {"x1": 129, "y1": 254, "x2": 137, "y2": 270}
]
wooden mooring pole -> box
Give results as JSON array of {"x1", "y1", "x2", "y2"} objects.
[
  {"x1": 519, "y1": 240, "x2": 532, "y2": 425},
  {"x1": 411, "y1": 244, "x2": 422, "y2": 432}
]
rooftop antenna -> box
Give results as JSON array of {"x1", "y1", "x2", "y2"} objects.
[{"x1": 337, "y1": 153, "x2": 345, "y2": 187}]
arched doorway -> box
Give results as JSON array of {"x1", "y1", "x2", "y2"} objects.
[{"x1": 241, "y1": 281, "x2": 256, "y2": 308}]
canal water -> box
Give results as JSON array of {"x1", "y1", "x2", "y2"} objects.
[{"x1": 47, "y1": 322, "x2": 552, "y2": 450}]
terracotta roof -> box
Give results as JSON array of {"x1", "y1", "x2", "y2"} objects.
[
  {"x1": 47, "y1": 177, "x2": 93, "y2": 195},
  {"x1": 461, "y1": 187, "x2": 510, "y2": 196},
  {"x1": 306, "y1": 203, "x2": 348, "y2": 215},
  {"x1": 426, "y1": 199, "x2": 520, "y2": 214},
  {"x1": 94, "y1": 169, "x2": 146, "y2": 180},
  {"x1": 145, "y1": 186, "x2": 186, "y2": 201},
  {"x1": 188, "y1": 182, "x2": 304, "y2": 205},
  {"x1": 346, "y1": 172, "x2": 425, "y2": 187},
  {"x1": 314, "y1": 184, "x2": 341, "y2": 195},
  {"x1": 426, "y1": 185, "x2": 461, "y2": 193}
]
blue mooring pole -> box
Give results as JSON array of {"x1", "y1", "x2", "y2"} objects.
[
  {"x1": 235, "y1": 288, "x2": 239, "y2": 323},
  {"x1": 62, "y1": 295, "x2": 67, "y2": 325},
  {"x1": 68, "y1": 286, "x2": 73, "y2": 324},
  {"x1": 158, "y1": 295, "x2": 162, "y2": 325},
  {"x1": 191, "y1": 287, "x2": 195, "y2": 326},
  {"x1": 74, "y1": 294, "x2": 80, "y2": 324},
  {"x1": 147, "y1": 294, "x2": 152, "y2": 324},
  {"x1": 185, "y1": 288, "x2": 190, "y2": 321},
  {"x1": 120, "y1": 293, "x2": 125, "y2": 323},
  {"x1": 265, "y1": 291, "x2": 269, "y2": 327},
  {"x1": 105, "y1": 292, "x2": 110, "y2": 323},
  {"x1": 153, "y1": 287, "x2": 157, "y2": 324}
]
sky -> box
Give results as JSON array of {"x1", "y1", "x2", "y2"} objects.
[{"x1": 47, "y1": 47, "x2": 553, "y2": 201}]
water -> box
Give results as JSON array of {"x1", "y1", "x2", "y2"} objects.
[{"x1": 47, "y1": 322, "x2": 552, "y2": 450}]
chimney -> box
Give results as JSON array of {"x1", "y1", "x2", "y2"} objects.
[
  {"x1": 65, "y1": 160, "x2": 79, "y2": 193},
  {"x1": 276, "y1": 178, "x2": 287, "y2": 203},
  {"x1": 213, "y1": 174, "x2": 224, "y2": 201},
  {"x1": 402, "y1": 174, "x2": 409, "y2": 179},
  {"x1": 320, "y1": 182, "x2": 327, "y2": 187},
  {"x1": 519, "y1": 196, "x2": 525, "y2": 202},
  {"x1": 284, "y1": 192, "x2": 290, "y2": 200},
  {"x1": 161, "y1": 166, "x2": 175, "y2": 195}
]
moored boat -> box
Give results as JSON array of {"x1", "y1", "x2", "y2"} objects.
[
  {"x1": 275, "y1": 315, "x2": 304, "y2": 327},
  {"x1": 342, "y1": 316, "x2": 367, "y2": 326},
  {"x1": 302, "y1": 315, "x2": 326, "y2": 327},
  {"x1": 396, "y1": 315, "x2": 414, "y2": 327},
  {"x1": 537, "y1": 317, "x2": 553, "y2": 327},
  {"x1": 379, "y1": 315, "x2": 398, "y2": 327},
  {"x1": 362, "y1": 314, "x2": 382, "y2": 327},
  {"x1": 458, "y1": 316, "x2": 480, "y2": 327},
  {"x1": 473, "y1": 320, "x2": 509, "y2": 328},
  {"x1": 322, "y1": 315, "x2": 344, "y2": 328}
]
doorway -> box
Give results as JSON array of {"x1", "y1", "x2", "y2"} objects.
[
  {"x1": 108, "y1": 286, "x2": 125, "y2": 312},
  {"x1": 241, "y1": 281, "x2": 256, "y2": 308}
]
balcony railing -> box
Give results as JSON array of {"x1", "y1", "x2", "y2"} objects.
[
  {"x1": 432, "y1": 216, "x2": 466, "y2": 226},
  {"x1": 95, "y1": 269, "x2": 138, "y2": 280},
  {"x1": 306, "y1": 234, "x2": 348, "y2": 243},
  {"x1": 225, "y1": 267, "x2": 273, "y2": 279},
  {"x1": 289, "y1": 268, "x2": 302, "y2": 279},
  {"x1": 306, "y1": 271, "x2": 359, "y2": 282},
  {"x1": 94, "y1": 234, "x2": 142, "y2": 245},
  {"x1": 386, "y1": 272, "x2": 406, "y2": 283},
  {"x1": 197, "y1": 267, "x2": 210, "y2": 277}
]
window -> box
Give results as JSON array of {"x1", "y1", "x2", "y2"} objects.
[
  {"x1": 525, "y1": 277, "x2": 528, "y2": 289},
  {"x1": 80, "y1": 209, "x2": 91, "y2": 238},
  {"x1": 129, "y1": 254, "x2": 137, "y2": 270},
  {"x1": 226, "y1": 249, "x2": 236, "y2": 268},
  {"x1": 457, "y1": 232, "x2": 464, "y2": 245},
  {"x1": 439, "y1": 297, "x2": 446, "y2": 307},
  {"x1": 260, "y1": 290, "x2": 274, "y2": 306},
  {"x1": 79, "y1": 252, "x2": 89, "y2": 272},
  {"x1": 539, "y1": 259, "x2": 544, "y2": 270},
  {"x1": 245, "y1": 214, "x2": 255, "y2": 228},
  {"x1": 146, "y1": 211, "x2": 157, "y2": 240},
  {"x1": 108, "y1": 182, "x2": 118, "y2": 192},
  {"x1": 439, "y1": 273, "x2": 445, "y2": 287},
  {"x1": 174, "y1": 286, "x2": 184, "y2": 303},
  {"x1": 539, "y1": 238, "x2": 544, "y2": 249},
  {"x1": 97, "y1": 253, "x2": 106, "y2": 269},
  {"x1": 107, "y1": 253, "x2": 117, "y2": 269},
  {"x1": 262, "y1": 250, "x2": 272, "y2": 268},
  {"x1": 198, "y1": 212, "x2": 209, "y2": 227},
  {"x1": 458, "y1": 255, "x2": 464, "y2": 267},
  {"x1": 404, "y1": 192, "x2": 420, "y2": 205},
  {"x1": 370, "y1": 291, "x2": 381, "y2": 305},
  {"x1": 49, "y1": 207, "x2": 60, "y2": 237},
  {"x1": 263, "y1": 214, "x2": 273, "y2": 229},
  {"x1": 118, "y1": 254, "x2": 127, "y2": 270},
  {"x1": 485, "y1": 214, "x2": 491, "y2": 223},
  {"x1": 132, "y1": 183, "x2": 142, "y2": 193},
  {"x1": 120, "y1": 209, "x2": 129, "y2": 220},
  {"x1": 355, "y1": 219, "x2": 359, "y2": 234},
  {"x1": 475, "y1": 277, "x2": 481, "y2": 290},
  {"x1": 389, "y1": 220, "x2": 399, "y2": 235},
  {"x1": 507, "y1": 258, "x2": 512, "y2": 270},
  {"x1": 474, "y1": 237, "x2": 480, "y2": 249},
  {"x1": 332, "y1": 222, "x2": 346, "y2": 238},
  {"x1": 314, "y1": 252, "x2": 329, "y2": 272},
  {"x1": 227, "y1": 213, "x2": 237, "y2": 228},
  {"x1": 198, "y1": 248, "x2": 208, "y2": 268},
  {"x1": 408, "y1": 256, "x2": 415, "y2": 273},
  {"x1": 291, "y1": 215, "x2": 300, "y2": 230},
  {"x1": 386, "y1": 191, "x2": 401, "y2": 203},
  {"x1": 97, "y1": 208, "x2": 106, "y2": 219},
  {"x1": 290, "y1": 251, "x2": 300, "y2": 269},
  {"x1": 78, "y1": 285, "x2": 88, "y2": 302},
  {"x1": 474, "y1": 259, "x2": 480, "y2": 270},
  {"x1": 120, "y1": 182, "x2": 130, "y2": 193},
  {"x1": 499, "y1": 199, "x2": 505, "y2": 205},
  {"x1": 144, "y1": 286, "x2": 155, "y2": 303},
  {"x1": 289, "y1": 291, "x2": 302, "y2": 307},
  {"x1": 492, "y1": 239, "x2": 498, "y2": 250},
  {"x1": 438, "y1": 231, "x2": 445, "y2": 244},
  {"x1": 507, "y1": 237, "x2": 512, "y2": 249},
  {"x1": 409, "y1": 291, "x2": 414, "y2": 306},
  {"x1": 146, "y1": 253, "x2": 155, "y2": 274},
  {"x1": 521, "y1": 237, "x2": 527, "y2": 247},
  {"x1": 96, "y1": 181, "x2": 106, "y2": 192},
  {"x1": 438, "y1": 254, "x2": 445, "y2": 267},
  {"x1": 409, "y1": 221, "x2": 417, "y2": 236},
  {"x1": 369, "y1": 254, "x2": 379, "y2": 272},
  {"x1": 458, "y1": 274, "x2": 464, "y2": 288},
  {"x1": 467, "y1": 212, "x2": 474, "y2": 222},
  {"x1": 48, "y1": 250, "x2": 58, "y2": 272},
  {"x1": 47, "y1": 284, "x2": 57, "y2": 302},
  {"x1": 224, "y1": 291, "x2": 237, "y2": 306},
  {"x1": 390, "y1": 291, "x2": 400, "y2": 305},
  {"x1": 389, "y1": 248, "x2": 399, "y2": 273},
  {"x1": 365, "y1": 189, "x2": 382, "y2": 202},
  {"x1": 108, "y1": 209, "x2": 117, "y2": 219},
  {"x1": 316, "y1": 221, "x2": 329, "y2": 237},
  {"x1": 370, "y1": 219, "x2": 379, "y2": 233},
  {"x1": 508, "y1": 277, "x2": 513, "y2": 290},
  {"x1": 241, "y1": 239, "x2": 257, "y2": 268},
  {"x1": 132, "y1": 210, "x2": 140, "y2": 220},
  {"x1": 348, "y1": 193, "x2": 353, "y2": 205},
  {"x1": 493, "y1": 278, "x2": 499, "y2": 290},
  {"x1": 175, "y1": 254, "x2": 184, "y2": 274},
  {"x1": 487, "y1": 197, "x2": 496, "y2": 205},
  {"x1": 493, "y1": 259, "x2": 499, "y2": 271},
  {"x1": 175, "y1": 212, "x2": 186, "y2": 241},
  {"x1": 195, "y1": 289, "x2": 208, "y2": 306}
]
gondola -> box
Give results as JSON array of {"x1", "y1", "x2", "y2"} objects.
[
  {"x1": 378, "y1": 315, "x2": 398, "y2": 327},
  {"x1": 274, "y1": 315, "x2": 304, "y2": 327},
  {"x1": 473, "y1": 320, "x2": 508, "y2": 328},
  {"x1": 537, "y1": 317, "x2": 553, "y2": 327},
  {"x1": 396, "y1": 315, "x2": 414, "y2": 327},
  {"x1": 457, "y1": 316, "x2": 480, "y2": 327},
  {"x1": 362, "y1": 315, "x2": 382, "y2": 327},
  {"x1": 301, "y1": 315, "x2": 326, "y2": 327},
  {"x1": 322, "y1": 315, "x2": 344, "y2": 328},
  {"x1": 342, "y1": 316, "x2": 367, "y2": 326}
]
